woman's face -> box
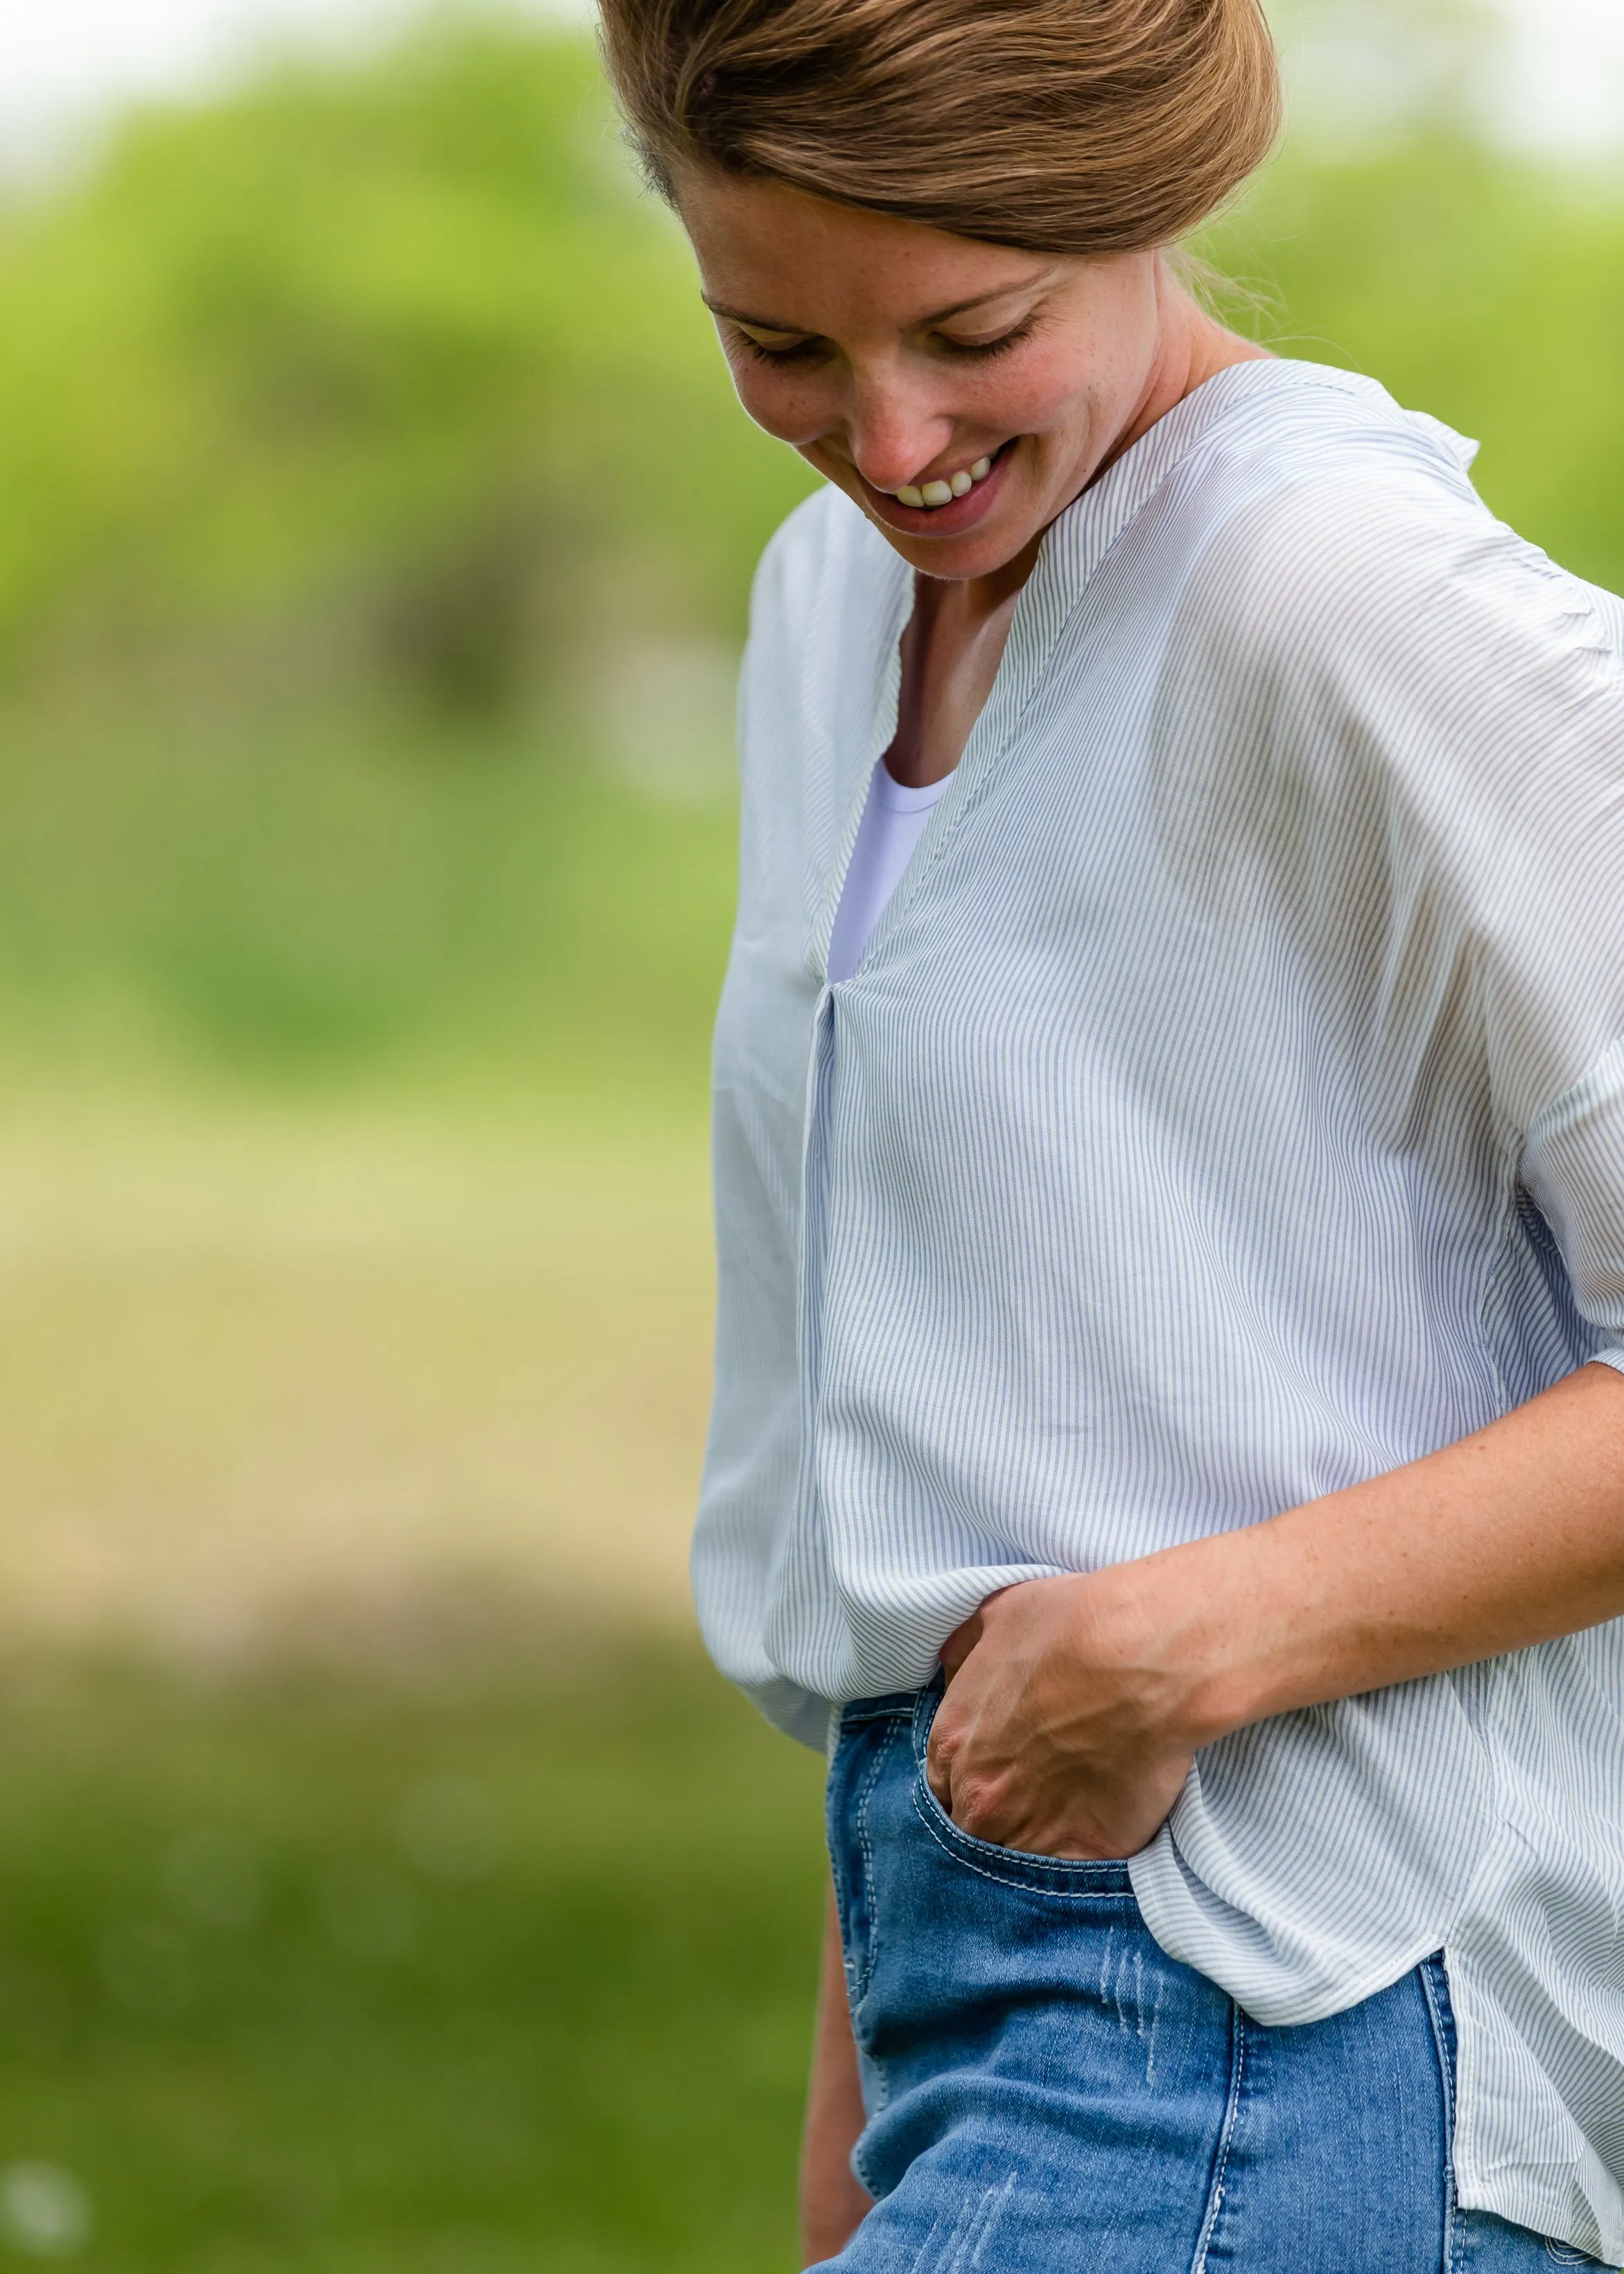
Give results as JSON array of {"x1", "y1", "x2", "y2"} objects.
[{"x1": 677, "y1": 170, "x2": 1177, "y2": 582}]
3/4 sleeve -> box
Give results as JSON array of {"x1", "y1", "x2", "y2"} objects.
[
  {"x1": 1523, "y1": 1034, "x2": 1624, "y2": 1373},
  {"x1": 1343, "y1": 501, "x2": 1624, "y2": 1362},
  {"x1": 1175, "y1": 451, "x2": 1624, "y2": 1371}
]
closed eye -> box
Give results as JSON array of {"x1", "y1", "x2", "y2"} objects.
[
  {"x1": 729, "y1": 326, "x2": 829, "y2": 367},
  {"x1": 733, "y1": 318, "x2": 1041, "y2": 367},
  {"x1": 934, "y1": 318, "x2": 1039, "y2": 361}
]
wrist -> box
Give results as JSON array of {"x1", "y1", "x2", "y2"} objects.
[{"x1": 1082, "y1": 1531, "x2": 1288, "y2": 1751}]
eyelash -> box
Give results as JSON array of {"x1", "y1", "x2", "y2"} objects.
[
  {"x1": 736, "y1": 335, "x2": 824, "y2": 367},
  {"x1": 943, "y1": 318, "x2": 1038, "y2": 362},
  {"x1": 736, "y1": 317, "x2": 1039, "y2": 367}
]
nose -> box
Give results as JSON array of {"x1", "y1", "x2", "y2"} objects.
[{"x1": 843, "y1": 372, "x2": 954, "y2": 496}]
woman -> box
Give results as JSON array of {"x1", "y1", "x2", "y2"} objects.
[{"x1": 598, "y1": 2, "x2": 1624, "y2": 2266}]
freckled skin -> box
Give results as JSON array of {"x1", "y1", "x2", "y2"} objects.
[
  {"x1": 676, "y1": 170, "x2": 1267, "y2": 784},
  {"x1": 672, "y1": 160, "x2": 1624, "y2": 2271},
  {"x1": 676, "y1": 168, "x2": 1259, "y2": 589}
]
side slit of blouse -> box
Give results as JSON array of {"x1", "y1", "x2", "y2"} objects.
[{"x1": 694, "y1": 359, "x2": 1624, "y2": 2262}]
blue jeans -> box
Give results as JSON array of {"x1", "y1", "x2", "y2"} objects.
[{"x1": 819, "y1": 1685, "x2": 1610, "y2": 2273}]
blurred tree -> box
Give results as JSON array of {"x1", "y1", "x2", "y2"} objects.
[
  {"x1": 1212, "y1": 134, "x2": 1624, "y2": 595},
  {"x1": 0, "y1": 1, "x2": 1617, "y2": 726},
  {"x1": 0, "y1": 18, "x2": 813, "y2": 715},
  {"x1": 0, "y1": 1, "x2": 1613, "y2": 1088}
]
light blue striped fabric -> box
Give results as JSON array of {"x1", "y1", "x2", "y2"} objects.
[{"x1": 694, "y1": 359, "x2": 1624, "y2": 2261}]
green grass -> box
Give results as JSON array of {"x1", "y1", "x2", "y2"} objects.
[
  {"x1": 0, "y1": 698, "x2": 738, "y2": 1109},
  {"x1": 0, "y1": 1638, "x2": 825, "y2": 2273},
  {"x1": 0, "y1": 29, "x2": 1620, "y2": 2273}
]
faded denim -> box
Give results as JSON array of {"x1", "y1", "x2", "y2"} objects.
[{"x1": 818, "y1": 1685, "x2": 1613, "y2": 2273}]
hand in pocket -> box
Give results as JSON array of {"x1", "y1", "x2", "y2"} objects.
[{"x1": 926, "y1": 1570, "x2": 1203, "y2": 1861}]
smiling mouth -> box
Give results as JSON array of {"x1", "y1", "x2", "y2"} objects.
[{"x1": 889, "y1": 447, "x2": 1003, "y2": 510}]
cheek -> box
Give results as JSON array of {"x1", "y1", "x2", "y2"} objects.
[
  {"x1": 982, "y1": 329, "x2": 1144, "y2": 462},
  {"x1": 967, "y1": 348, "x2": 1100, "y2": 449},
  {"x1": 727, "y1": 360, "x2": 830, "y2": 448}
]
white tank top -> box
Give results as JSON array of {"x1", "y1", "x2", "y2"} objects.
[{"x1": 826, "y1": 761, "x2": 954, "y2": 984}]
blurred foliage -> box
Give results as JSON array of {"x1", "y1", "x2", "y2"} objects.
[
  {"x1": 0, "y1": 1638, "x2": 823, "y2": 2272},
  {"x1": 0, "y1": 10, "x2": 1616, "y2": 1099},
  {"x1": 0, "y1": 8, "x2": 1618, "y2": 708},
  {"x1": 1211, "y1": 137, "x2": 1624, "y2": 595},
  {"x1": 0, "y1": 16, "x2": 1616, "y2": 2272},
  {"x1": 0, "y1": 16, "x2": 812, "y2": 713},
  {"x1": 0, "y1": 700, "x2": 736, "y2": 1097}
]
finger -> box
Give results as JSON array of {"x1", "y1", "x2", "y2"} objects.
[{"x1": 925, "y1": 1733, "x2": 954, "y2": 1810}]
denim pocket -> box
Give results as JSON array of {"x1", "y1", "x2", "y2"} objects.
[
  {"x1": 827, "y1": 1700, "x2": 914, "y2": 2013},
  {"x1": 908, "y1": 1684, "x2": 1134, "y2": 1899}
]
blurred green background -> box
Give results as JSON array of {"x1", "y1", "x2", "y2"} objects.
[{"x1": 0, "y1": 0, "x2": 1618, "y2": 2266}]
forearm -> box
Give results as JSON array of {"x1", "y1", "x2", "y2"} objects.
[
  {"x1": 1149, "y1": 1362, "x2": 1624, "y2": 1745},
  {"x1": 930, "y1": 1360, "x2": 1624, "y2": 1869},
  {"x1": 799, "y1": 1882, "x2": 872, "y2": 2266}
]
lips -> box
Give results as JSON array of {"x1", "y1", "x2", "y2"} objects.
[{"x1": 860, "y1": 440, "x2": 1016, "y2": 536}]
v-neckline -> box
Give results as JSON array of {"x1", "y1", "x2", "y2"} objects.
[{"x1": 809, "y1": 359, "x2": 1361, "y2": 987}]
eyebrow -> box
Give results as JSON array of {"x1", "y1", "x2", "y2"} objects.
[{"x1": 701, "y1": 270, "x2": 1056, "y2": 334}]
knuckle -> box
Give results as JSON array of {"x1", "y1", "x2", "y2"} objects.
[
  {"x1": 929, "y1": 1721, "x2": 961, "y2": 1768},
  {"x1": 954, "y1": 1778, "x2": 1001, "y2": 1836}
]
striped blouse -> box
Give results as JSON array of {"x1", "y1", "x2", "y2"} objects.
[{"x1": 692, "y1": 359, "x2": 1624, "y2": 2261}]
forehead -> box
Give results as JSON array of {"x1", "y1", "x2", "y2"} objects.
[{"x1": 675, "y1": 169, "x2": 1056, "y2": 334}]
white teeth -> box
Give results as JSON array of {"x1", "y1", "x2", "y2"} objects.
[{"x1": 891, "y1": 451, "x2": 999, "y2": 510}]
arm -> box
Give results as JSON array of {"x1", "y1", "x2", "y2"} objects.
[
  {"x1": 800, "y1": 1882, "x2": 873, "y2": 2267},
  {"x1": 927, "y1": 1363, "x2": 1624, "y2": 1860},
  {"x1": 919, "y1": 466, "x2": 1624, "y2": 1859}
]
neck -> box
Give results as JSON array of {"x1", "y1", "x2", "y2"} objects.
[
  {"x1": 954, "y1": 265, "x2": 1268, "y2": 623},
  {"x1": 1104, "y1": 260, "x2": 1269, "y2": 482}
]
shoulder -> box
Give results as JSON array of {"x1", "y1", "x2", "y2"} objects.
[
  {"x1": 1165, "y1": 367, "x2": 1620, "y2": 681},
  {"x1": 1138, "y1": 376, "x2": 1624, "y2": 1114},
  {"x1": 1173, "y1": 375, "x2": 1487, "y2": 639},
  {"x1": 1160, "y1": 402, "x2": 1624, "y2": 788},
  {"x1": 1142, "y1": 361, "x2": 1624, "y2": 856},
  {"x1": 1578, "y1": 575, "x2": 1624, "y2": 661}
]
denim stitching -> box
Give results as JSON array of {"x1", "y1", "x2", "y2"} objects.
[
  {"x1": 908, "y1": 1683, "x2": 1133, "y2": 1893},
  {"x1": 909, "y1": 1780, "x2": 1134, "y2": 1900},
  {"x1": 825, "y1": 1735, "x2": 855, "y2": 1979},
  {"x1": 848, "y1": 1721, "x2": 899, "y2": 2013},
  {"x1": 840, "y1": 1696, "x2": 918, "y2": 1730},
  {"x1": 1190, "y1": 2002, "x2": 1246, "y2": 2274},
  {"x1": 1420, "y1": 1956, "x2": 1463, "y2": 2274},
  {"x1": 911, "y1": 1681, "x2": 941, "y2": 1767},
  {"x1": 915, "y1": 1771, "x2": 1132, "y2": 1877}
]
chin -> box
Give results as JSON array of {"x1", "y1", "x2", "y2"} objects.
[{"x1": 891, "y1": 518, "x2": 1041, "y2": 582}]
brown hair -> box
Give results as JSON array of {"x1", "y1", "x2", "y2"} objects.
[{"x1": 597, "y1": 0, "x2": 1282, "y2": 257}]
